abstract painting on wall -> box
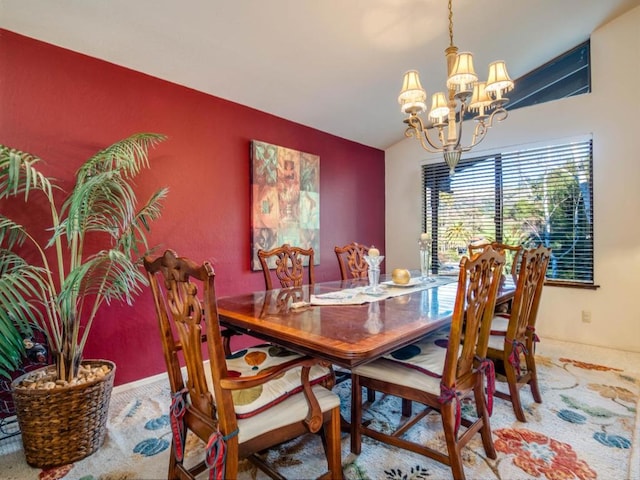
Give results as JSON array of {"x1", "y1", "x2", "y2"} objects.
[{"x1": 250, "y1": 140, "x2": 320, "y2": 270}]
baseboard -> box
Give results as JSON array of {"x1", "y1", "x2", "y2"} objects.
[
  {"x1": 112, "y1": 362, "x2": 210, "y2": 395},
  {"x1": 112, "y1": 371, "x2": 169, "y2": 395}
]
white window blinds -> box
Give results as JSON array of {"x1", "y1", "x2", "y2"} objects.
[{"x1": 422, "y1": 138, "x2": 593, "y2": 285}]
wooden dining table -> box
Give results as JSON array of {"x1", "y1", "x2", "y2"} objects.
[{"x1": 217, "y1": 274, "x2": 515, "y2": 369}]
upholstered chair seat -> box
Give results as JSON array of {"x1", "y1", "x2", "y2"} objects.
[
  {"x1": 354, "y1": 326, "x2": 451, "y2": 394},
  {"x1": 487, "y1": 314, "x2": 510, "y2": 350},
  {"x1": 203, "y1": 344, "x2": 333, "y2": 419}
]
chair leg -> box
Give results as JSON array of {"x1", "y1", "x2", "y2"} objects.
[
  {"x1": 526, "y1": 352, "x2": 542, "y2": 403},
  {"x1": 504, "y1": 354, "x2": 527, "y2": 422},
  {"x1": 441, "y1": 402, "x2": 466, "y2": 480},
  {"x1": 168, "y1": 440, "x2": 178, "y2": 479},
  {"x1": 366, "y1": 387, "x2": 375, "y2": 403},
  {"x1": 350, "y1": 375, "x2": 363, "y2": 455},
  {"x1": 222, "y1": 329, "x2": 233, "y2": 356},
  {"x1": 401, "y1": 398, "x2": 412, "y2": 417},
  {"x1": 475, "y1": 379, "x2": 496, "y2": 459},
  {"x1": 325, "y1": 408, "x2": 344, "y2": 479},
  {"x1": 224, "y1": 443, "x2": 240, "y2": 480}
]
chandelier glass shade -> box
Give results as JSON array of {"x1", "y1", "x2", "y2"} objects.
[{"x1": 398, "y1": 0, "x2": 514, "y2": 175}]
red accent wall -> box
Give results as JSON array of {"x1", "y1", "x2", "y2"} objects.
[{"x1": 0, "y1": 29, "x2": 385, "y2": 385}]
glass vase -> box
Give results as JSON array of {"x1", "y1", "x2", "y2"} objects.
[
  {"x1": 364, "y1": 255, "x2": 385, "y2": 294},
  {"x1": 418, "y1": 236, "x2": 434, "y2": 283}
]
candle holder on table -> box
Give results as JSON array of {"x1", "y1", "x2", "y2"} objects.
[
  {"x1": 419, "y1": 234, "x2": 435, "y2": 283},
  {"x1": 364, "y1": 254, "x2": 385, "y2": 295}
]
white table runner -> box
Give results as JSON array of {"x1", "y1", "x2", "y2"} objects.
[{"x1": 309, "y1": 275, "x2": 456, "y2": 306}]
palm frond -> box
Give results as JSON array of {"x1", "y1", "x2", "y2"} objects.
[
  {"x1": 0, "y1": 250, "x2": 49, "y2": 326},
  {"x1": 59, "y1": 250, "x2": 146, "y2": 319},
  {"x1": 0, "y1": 308, "x2": 32, "y2": 368},
  {"x1": 76, "y1": 133, "x2": 166, "y2": 183},
  {"x1": 0, "y1": 251, "x2": 48, "y2": 375},
  {"x1": 117, "y1": 187, "x2": 169, "y2": 255},
  {"x1": 53, "y1": 170, "x2": 138, "y2": 246},
  {"x1": 0, "y1": 145, "x2": 54, "y2": 200},
  {"x1": 0, "y1": 321, "x2": 24, "y2": 375},
  {"x1": 0, "y1": 216, "x2": 28, "y2": 251}
]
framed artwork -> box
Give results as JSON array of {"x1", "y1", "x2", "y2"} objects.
[{"x1": 251, "y1": 140, "x2": 320, "y2": 270}]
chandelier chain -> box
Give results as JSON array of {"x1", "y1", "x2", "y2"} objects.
[{"x1": 448, "y1": 0, "x2": 454, "y2": 47}]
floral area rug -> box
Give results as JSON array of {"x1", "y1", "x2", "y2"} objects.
[{"x1": 1, "y1": 341, "x2": 639, "y2": 480}]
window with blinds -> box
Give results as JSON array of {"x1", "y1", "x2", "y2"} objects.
[{"x1": 422, "y1": 138, "x2": 594, "y2": 285}]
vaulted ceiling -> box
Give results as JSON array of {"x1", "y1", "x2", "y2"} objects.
[{"x1": 2, "y1": 0, "x2": 639, "y2": 149}]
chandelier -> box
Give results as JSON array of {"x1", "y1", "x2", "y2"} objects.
[{"x1": 398, "y1": 0, "x2": 514, "y2": 175}]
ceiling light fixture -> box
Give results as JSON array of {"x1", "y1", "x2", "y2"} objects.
[{"x1": 398, "y1": 0, "x2": 514, "y2": 175}]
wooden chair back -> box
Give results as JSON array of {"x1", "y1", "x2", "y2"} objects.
[
  {"x1": 144, "y1": 250, "x2": 228, "y2": 477},
  {"x1": 334, "y1": 242, "x2": 369, "y2": 279},
  {"x1": 257, "y1": 243, "x2": 315, "y2": 289},
  {"x1": 507, "y1": 245, "x2": 552, "y2": 342},
  {"x1": 443, "y1": 245, "x2": 506, "y2": 388},
  {"x1": 469, "y1": 241, "x2": 523, "y2": 282}
]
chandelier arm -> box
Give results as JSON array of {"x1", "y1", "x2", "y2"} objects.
[
  {"x1": 404, "y1": 116, "x2": 449, "y2": 154},
  {"x1": 486, "y1": 107, "x2": 509, "y2": 127},
  {"x1": 464, "y1": 122, "x2": 489, "y2": 151},
  {"x1": 458, "y1": 107, "x2": 509, "y2": 151}
]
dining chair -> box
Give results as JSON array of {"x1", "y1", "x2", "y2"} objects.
[
  {"x1": 334, "y1": 242, "x2": 376, "y2": 401},
  {"x1": 257, "y1": 243, "x2": 315, "y2": 290},
  {"x1": 144, "y1": 250, "x2": 342, "y2": 480},
  {"x1": 350, "y1": 246, "x2": 505, "y2": 480},
  {"x1": 254, "y1": 244, "x2": 315, "y2": 377},
  {"x1": 486, "y1": 245, "x2": 551, "y2": 422},
  {"x1": 334, "y1": 242, "x2": 369, "y2": 280}
]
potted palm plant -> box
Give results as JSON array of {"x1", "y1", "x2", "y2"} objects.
[{"x1": 0, "y1": 133, "x2": 168, "y2": 467}]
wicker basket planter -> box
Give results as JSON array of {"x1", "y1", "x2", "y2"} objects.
[{"x1": 11, "y1": 359, "x2": 116, "y2": 468}]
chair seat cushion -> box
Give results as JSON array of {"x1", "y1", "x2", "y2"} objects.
[
  {"x1": 352, "y1": 326, "x2": 450, "y2": 395},
  {"x1": 205, "y1": 344, "x2": 332, "y2": 418},
  {"x1": 488, "y1": 314, "x2": 510, "y2": 350},
  {"x1": 238, "y1": 385, "x2": 340, "y2": 443}
]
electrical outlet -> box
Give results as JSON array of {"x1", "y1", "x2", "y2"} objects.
[{"x1": 581, "y1": 310, "x2": 592, "y2": 323}]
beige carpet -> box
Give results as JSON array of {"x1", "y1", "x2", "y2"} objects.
[{"x1": 2, "y1": 338, "x2": 639, "y2": 480}]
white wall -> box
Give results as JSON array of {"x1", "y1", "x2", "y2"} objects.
[{"x1": 385, "y1": 7, "x2": 640, "y2": 353}]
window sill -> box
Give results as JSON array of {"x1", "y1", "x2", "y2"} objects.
[{"x1": 544, "y1": 280, "x2": 599, "y2": 290}]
